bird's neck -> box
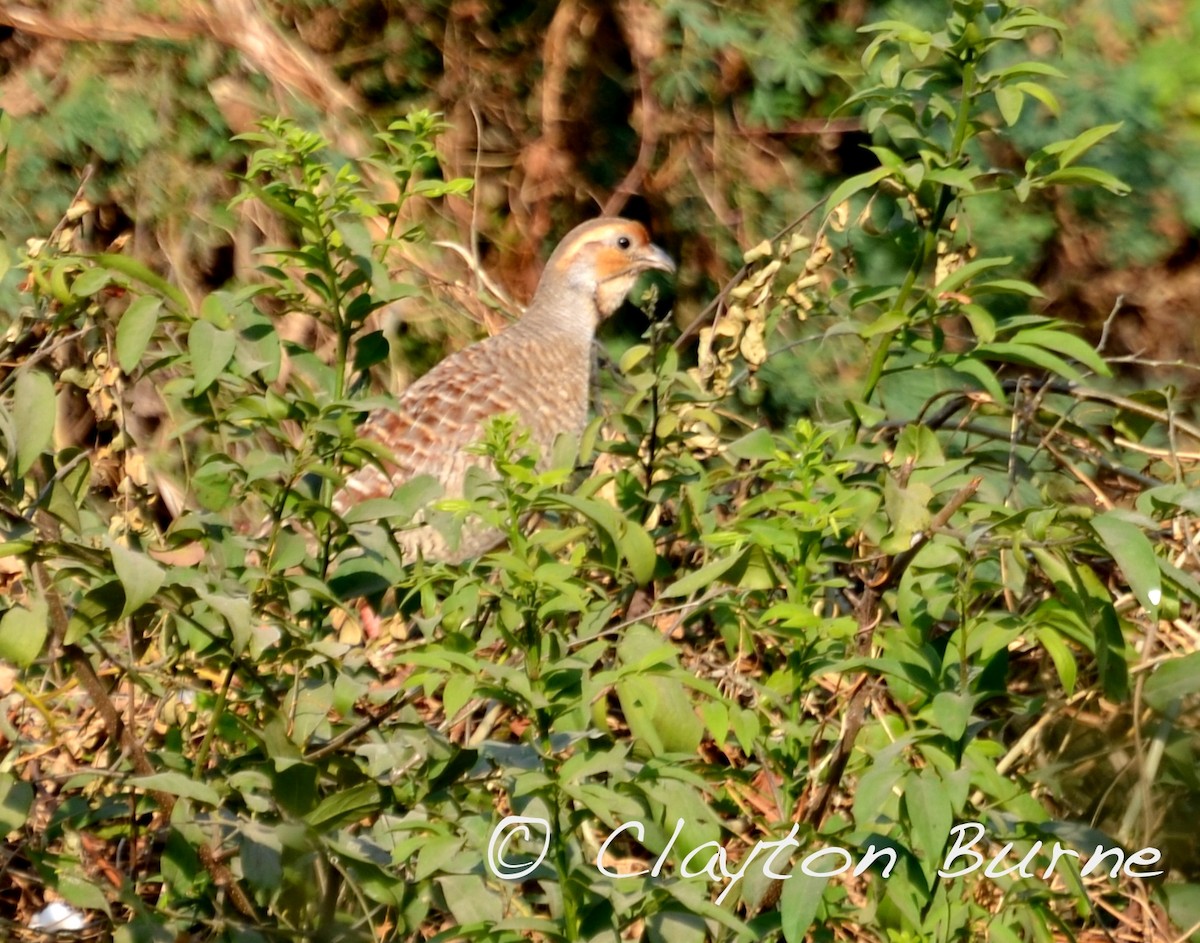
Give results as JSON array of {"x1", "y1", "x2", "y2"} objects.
[{"x1": 513, "y1": 284, "x2": 599, "y2": 346}]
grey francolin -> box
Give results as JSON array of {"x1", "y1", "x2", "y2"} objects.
[{"x1": 334, "y1": 217, "x2": 675, "y2": 562}]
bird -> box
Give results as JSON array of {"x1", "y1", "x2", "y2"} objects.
[{"x1": 334, "y1": 217, "x2": 675, "y2": 563}]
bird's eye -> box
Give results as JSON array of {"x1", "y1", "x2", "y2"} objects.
[{"x1": 617, "y1": 235, "x2": 632, "y2": 249}]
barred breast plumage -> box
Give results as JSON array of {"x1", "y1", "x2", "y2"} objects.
[{"x1": 335, "y1": 217, "x2": 675, "y2": 562}]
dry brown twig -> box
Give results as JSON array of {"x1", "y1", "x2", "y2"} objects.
[
  {"x1": 0, "y1": 0, "x2": 361, "y2": 118},
  {"x1": 603, "y1": 0, "x2": 666, "y2": 217}
]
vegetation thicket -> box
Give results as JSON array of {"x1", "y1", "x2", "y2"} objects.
[{"x1": 1, "y1": 2, "x2": 1200, "y2": 942}]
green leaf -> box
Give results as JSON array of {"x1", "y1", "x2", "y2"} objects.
[
  {"x1": 1032, "y1": 625, "x2": 1078, "y2": 695},
  {"x1": 1038, "y1": 165, "x2": 1131, "y2": 194},
  {"x1": 343, "y1": 495, "x2": 431, "y2": 525},
  {"x1": 699, "y1": 700, "x2": 730, "y2": 747},
  {"x1": 950, "y1": 356, "x2": 1005, "y2": 402},
  {"x1": 1075, "y1": 564, "x2": 1131, "y2": 702},
  {"x1": 972, "y1": 341, "x2": 1082, "y2": 380},
  {"x1": 132, "y1": 772, "x2": 220, "y2": 804},
  {"x1": 93, "y1": 252, "x2": 189, "y2": 311},
  {"x1": 645, "y1": 911, "x2": 706, "y2": 943},
  {"x1": 780, "y1": 872, "x2": 829, "y2": 943},
  {"x1": 110, "y1": 542, "x2": 166, "y2": 617},
  {"x1": 904, "y1": 769, "x2": 952, "y2": 883},
  {"x1": 235, "y1": 307, "x2": 283, "y2": 383},
  {"x1": 1014, "y1": 80, "x2": 1061, "y2": 115},
  {"x1": 824, "y1": 166, "x2": 891, "y2": 215},
  {"x1": 971, "y1": 278, "x2": 1044, "y2": 298},
  {"x1": 1005, "y1": 325, "x2": 1108, "y2": 373},
  {"x1": 1143, "y1": 651, "x2": 1200, "y2": 712},
  {"x1": 417, "y1": 834, "x2": 469, "y2": 883},
  {"x1": 442, "y1": 673, "x2": 477, "y2": 720},
  {"x1": 995, "y1": 86, "x2": 1024, "y2": 126},
  {"x1": 13, "y1": 369, "x2": 55, "y2": 476},
  {"x1": 438, "y1": 877, "x2": 505, "y2": 927},
  {"x1": 987, "y1": 923, "x2": 1026, "y2": 943},
  {"x1": 188, "y1": 320, "x2": 237, "y2": 395},
  {"x1": 0, "y1": 773, "x2": 33, "y2": 832},
  {"x1": 853, "y1": 747, "x2": 905, "y2": 823},
  {"x1": 116, "y1": 297, "x2": 162, "y2": 374},
  {"x1": 990, "y1": 60, "x2": 1067, "y2": 82},
  {"x1": 71, "y1": 266, "x2": 111, "y2": 297},
  {"x1": 1051, "y1": 122, "x2": 1122, "y2": 168},
  {"x1": 352, "y1": 330, "x2": 390, "y2": 372},
  {"x1": 958, "y1": 303, "x2": 997, "y2": 342},
  {"x1": 200, "y1": 592, "x2": 253, "y2": 653},
  {"x1": 933, "y1": 256, "x2": 1012, "y2": 297},
  {"x1": 616, "y1": 626, "x2": 704, "y2": 754},
  {"x1": 305, "y1": 782, "x2": 381, "y2": 830},
  {"x1": 858, "y1": 20, "x2": 932, "y2": 43},
  {"x1": 1091, "y1": 512, "x2": 1161, "y2": 617},
  {"x1": 662, "y1": 553, "x2": 743, "y2": 598},
  {"x1": 193, "y1": 458, "x2": 238, "y2": 512},
  {"x1": 198, "y1": 292, "x2": 231, "y2": 328},
  {"x1": 730, "y1": 706, "x2": 760, "y2": 753},
  {"x1": 619, "y1": 518, "x2": 658, "y2": 585},
  {"x1": 58, "y1": 874, "x2": 112, "y2": 917},
  {"x1": 0, "y1": 539, "x2": 35, "y2": 558},
  {"x1": 727, "y1": 427, "x2": 776, "y2": 461},
  {"x1": 1163, "y1": 882, "x2": 1200, "y2": 943},
  {"x1": 619, "y1": 344, "x2": 652, "y2": 372},
  {"x1": 1001, "y1": 11, "x2": 1066, "y2": 32},
  {"x1": 859, "y1": 307, "x2": 909, "y2": 338},
  {"x1": 0, "y1": 599, "x2": 49, "y2": 667},
  {"x1": 929, "y1": 691, "x2": 972, "y2": 741},
  {"x1": 1158, "y1": 557, "x2": 1200, "y2": 606},
  {"x1": 923, "y1": 166, "x2": 981, "y2": 191},
  {"x1": 663, "y1": 881, "x2": 756, "y2": 935}
]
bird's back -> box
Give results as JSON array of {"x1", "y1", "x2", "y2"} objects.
[
  {"x1": 333, "y1": 216, "x2": 674, "y2": 563},
  {"x1": 335, "y1": 322, "x2": 592, "y2": 560}
]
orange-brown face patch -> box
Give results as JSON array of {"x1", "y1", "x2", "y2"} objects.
[
  {"x1": 551, "y1": 221, "x2": 650, "y2": 273},
  {"x1": 593, "y1": 245, "x2": 638, "y2": 280}
]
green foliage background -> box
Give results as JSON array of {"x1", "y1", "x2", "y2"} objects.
[{"x1": 2, "y1": 1, "x2": 1200, "y2": 942}]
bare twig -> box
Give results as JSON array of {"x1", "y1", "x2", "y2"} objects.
[
  {"x1": 604, "y1": 0, "x2": 664, "y2": 216},
  {"x1": 0, "y1": 0, "x2": 362, "y2": 116},
  {"x1": 1096, "y1": 293, "x2": 1124, "y2": 355}
]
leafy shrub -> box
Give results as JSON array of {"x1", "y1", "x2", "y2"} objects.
[{"x1": 1, "y1": 3, "x2": 1199, "y2": 942}]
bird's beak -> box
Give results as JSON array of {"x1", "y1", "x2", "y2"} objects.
[{"x1": 638, "y1": 243, "x2": 676, "y2": 275}]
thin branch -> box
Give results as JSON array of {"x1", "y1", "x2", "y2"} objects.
[{"x1": 1096, "y1": 293, "x2": 1124, "y2": 355}]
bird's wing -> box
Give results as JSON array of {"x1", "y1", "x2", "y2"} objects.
[{"x1": 337, "y1": 337, "x2": 524, "y2": 506}]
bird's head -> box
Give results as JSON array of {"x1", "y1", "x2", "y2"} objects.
[{"x1": 539, "y1": 217, "x2": 676, "y2": 322}]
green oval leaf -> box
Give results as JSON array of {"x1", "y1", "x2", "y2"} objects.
[
  {"x1": 1143, "y1": 650, "x2": 1200, "y2": 713},
  {"x1": 110, "y1": 542, "x2": 166, "y2": 617},
  {"x1": 662, "y1": 553, "x2": 743, "y2": 598},
  {"x1": 930, "y1": 691, "x2": 972, "y2": 741},
  {"x1": 0, "y1": 773, "x2": 34, "y2": 832},
  {"x1": 824, "y1": 166, "x2": 891, "y2": 216},
  {"x1": 781, "y1": 872, "x2": 829, "y2": 943},
  {"x1": 94, "y1": 252, "x2": 189, "y2": 311},
  {"x1": 619, "y1": 518, "x2": 658, "y2": 585},
  {"x1": 1052, "y1": 121, "x2": 1122, "y2": 168},
  {"x1": 0, "y1": 598, "x2": 49, "y2": 667},
  {"x1": 1091, "y1": 512, "x2": 1161, "y2": 617},
  {"x1": 995, "y1": 86, "x2": 1024, "y2": 126},
  {"x1": 116, "y1": 296, "x2": 162, "y2": 374},
  {"x1": 131, "y1": 771, "x2": 220, "y2": 805},
  {"x1": 904, "y1": 769, "x2": 952, "y2": 883},
  {"x1": 13, "y1": 369, "x2": 55, "y2": 476},
  {"x1": 189, "y1": 320, "x2": 237, "y2": 395}
]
